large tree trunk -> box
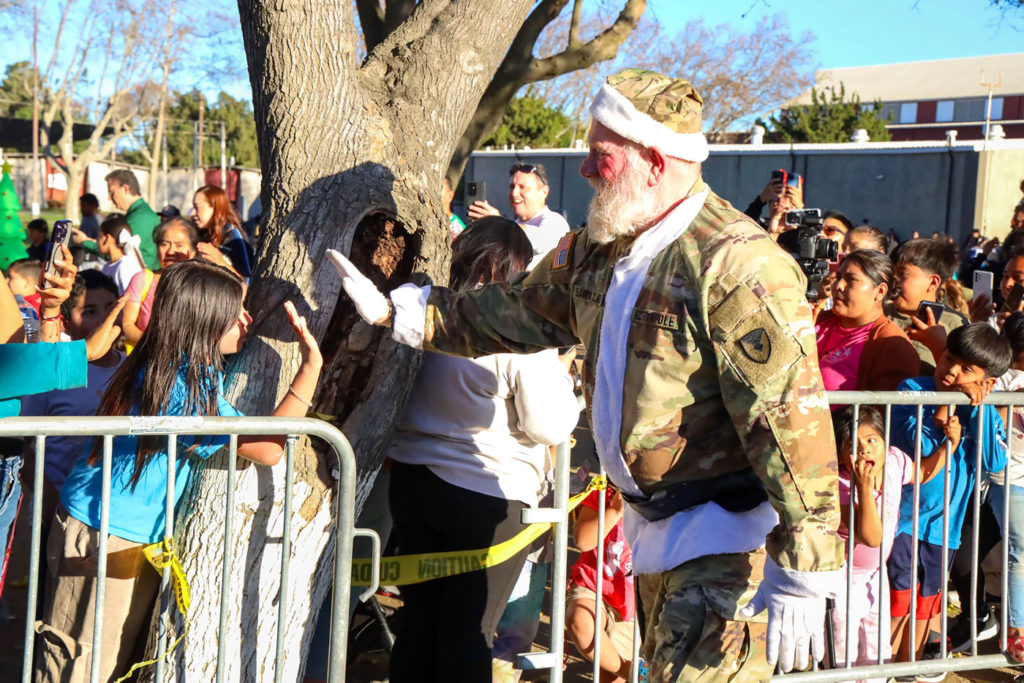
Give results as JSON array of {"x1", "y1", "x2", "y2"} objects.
[{"x1": 157, "y1": 1, "x2": 538, "y2": 679}]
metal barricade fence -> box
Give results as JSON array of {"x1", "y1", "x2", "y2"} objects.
[
  {"x1": 0, "y1": 416, "x2": 357, "y2": 683},
  {"x1": 11, "y1": 390, "x2": 1024, "y2": 683},
  {"x1": 526, "y1": 391, "x2": 1024, "y2": 683}
]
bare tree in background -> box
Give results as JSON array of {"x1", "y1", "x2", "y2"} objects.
[
  {"x1": 126, "y1": 0, "x2": 245, "y2": 206},
  {"x1": 35, "y1": 0, "x2": 174, "y2": 221},
  {"x1": 530, "y1": 12, "x2": 816, "y2": 142}
]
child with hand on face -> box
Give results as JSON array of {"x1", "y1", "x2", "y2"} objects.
[
  {"x1": 830, "y1": 405, "x2": 948, "y2": 681},
  {"x1": 888, "y1": 323, "x2": 1011, "y2": 667}
]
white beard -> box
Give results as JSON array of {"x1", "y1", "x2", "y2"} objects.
[{"x1": 585, "y1": 149, "x2": 664, "y2": 245}]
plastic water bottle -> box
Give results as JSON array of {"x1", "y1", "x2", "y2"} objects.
[{"x1": 16, "y1": 296, "x2": 40, "y2": 343}]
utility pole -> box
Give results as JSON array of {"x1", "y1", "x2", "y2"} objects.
[
  {"x1": 192, "y1": 121, "x2": 199, "y2": 194},
  {"x1": 31, "y1": 5, "x2": 41, "y2": 216},
  {"x1": 981, "y1": 70, "x2": 1003, "y2": 142},
  {"x1": 978, "y1": 69, "x2": 1003, "y2": 235},
  {"x1": 220, "y1": 121, "x2": 227, "y2": 190},
  {"x1": 197, "y1": 93, "x2": 205, "y2": 181},
  {"x1": 162, "y1": 125, "x2": 169, "y2": 208}
]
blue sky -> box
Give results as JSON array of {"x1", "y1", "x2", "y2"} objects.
[
  {"x1": 650, "y1": 0, "x2": 1023, "y2": 70},
  {"x1": 3, "y1": 0, "x2": 1023, "y2": 105}
]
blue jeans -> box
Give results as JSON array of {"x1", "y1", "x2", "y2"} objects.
[
  {"x1": 988, "y1": 483, "x2": 1024, "y2": 628},
  {"x1": 0, "y1": 455, "x2": 24, "y2": 600}
]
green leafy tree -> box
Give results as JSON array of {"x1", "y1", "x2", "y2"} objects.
[
  {"x1": 761, "y1": 84, "x2": 892, "y2": 143},
  {"x1": 157, "y1": 89, "x2": 259, "y2": 167},
  {"x1": 0, "y1": 61, "x2": 38, "y2": 119},
  {"x1": 208, "y1": 92, "x2": 259, "y2": 167},
  {"x1": 480, "y1": 95, "x2": 571, "y2": 149}
]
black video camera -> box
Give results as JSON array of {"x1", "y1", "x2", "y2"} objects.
[{"x1": 785, "y1": 208, "x2": 837, "y2": 302}]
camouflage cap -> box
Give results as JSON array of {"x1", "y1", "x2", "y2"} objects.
[{"x1": 590, "y1": 68, "x2": 709, "y2": 162}]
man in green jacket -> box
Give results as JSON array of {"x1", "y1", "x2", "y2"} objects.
[{"x1": 104, "y1": 169, "x2": 160, "y2": 270}]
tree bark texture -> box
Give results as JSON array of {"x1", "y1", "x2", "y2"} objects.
[{"x1": 159, "y1": 1, "x2": 539, "y2": 678}]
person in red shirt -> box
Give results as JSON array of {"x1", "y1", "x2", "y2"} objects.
[{"x1": 567, "y1": 485, "x2": 636, "y2": 682}]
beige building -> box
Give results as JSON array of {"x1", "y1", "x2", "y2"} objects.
[{"x1": 789, "y1": 53, "x2": 1024, "y2": 142}]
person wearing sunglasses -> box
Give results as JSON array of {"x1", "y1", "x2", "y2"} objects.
[{"x1": 467, "y1": 162, "x2": 569, "y2": 270}]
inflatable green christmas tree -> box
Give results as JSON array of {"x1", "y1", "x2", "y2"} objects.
[{"x1": 0, "y1": 160, "x2": 28, "y2": 270}]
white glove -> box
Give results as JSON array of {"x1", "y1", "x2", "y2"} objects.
[
  {"x1": 738, "y1": 558, "x2": 839, "y2": 673},
  {"x1": 326, "y1": 249, "x2": 390, "y2": 325}
]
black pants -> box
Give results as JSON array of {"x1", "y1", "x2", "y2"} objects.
[
  {"x1": 950, "y1": 496, "x2": 1002, "y2": 618},
  {"x1": 388, "y1": 462, "x2": 531, "y2": 683}
]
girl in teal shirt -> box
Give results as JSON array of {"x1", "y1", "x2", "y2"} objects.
[{"x1": 36, "y1": 258, "x2": 323, "y2": 683}]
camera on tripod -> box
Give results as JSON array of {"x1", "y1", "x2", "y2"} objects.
[{"x1": 785, "y1": 208, "x2": 838, "y2": 302}]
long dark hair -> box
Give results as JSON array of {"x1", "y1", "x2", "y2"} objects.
[
  {"x1": 92, "y1": 259, "x2": 244, "y2": 487},
  {"x1": 449, "y1": 216, "x2": 533, "y2": 291}
]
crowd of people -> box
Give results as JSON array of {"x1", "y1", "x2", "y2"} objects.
[{"x1": 3, "y1": 64, "x2": 1024, "y2": 683}]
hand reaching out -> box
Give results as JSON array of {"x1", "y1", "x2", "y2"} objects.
[
  {"x1": 284, "y1": 300, "x2": 322, "y2": 369},
  {"x1": 84, "y1": 296, "x2": 128, "y2": 361},
  {"x1": 326, "y1": 249, "x2": 391, "y2": 326}
]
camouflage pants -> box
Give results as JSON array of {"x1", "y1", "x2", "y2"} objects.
[{"x1": 637, "y1": 549, "x2": 770, "y2": 683}]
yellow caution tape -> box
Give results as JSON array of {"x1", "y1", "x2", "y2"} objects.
[
  {"x1": 115, "y1": 538, "x2": 191, "y2": 682},
  {"x1": 350, "y1": 475, "x2": 607, "y2": 587},
  {"x1": 143, "y1": 537, "x2": 191, "y2": 614}
]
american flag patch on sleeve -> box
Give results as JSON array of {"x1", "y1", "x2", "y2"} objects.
[{"x1": 552, "y1": 232, "x2": 575, "y2": 270}]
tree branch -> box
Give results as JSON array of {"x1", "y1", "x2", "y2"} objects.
[
  {"x1": 503, "y1": 0, "x2": 571, "y2": 80},
  {"x1": 356, "y1": 0, "x2": 386, "y2": 52},
  {"x1": 362, "y1": 0, "x2": 453, "y2": 73},
  {"x1": 528, "y1": 0, "x2": 645, "y2": 82},
  {"x1": 446, "y1": 0, "x2": 645, "y2": 180},
  {"x1": 567, "y1": 0, "x2": 583, "y2": 48}
]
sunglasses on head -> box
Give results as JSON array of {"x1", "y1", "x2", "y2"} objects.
[{"x1": 509, "y1": 163, "x2": 548, "y2": 186}]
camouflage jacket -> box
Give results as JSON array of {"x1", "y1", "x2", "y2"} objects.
[{"x1": 415, "y1": 184, "x2": 842, "y2": 573}]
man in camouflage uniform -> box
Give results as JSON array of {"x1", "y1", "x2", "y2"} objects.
[{"x1": 329, "y1": 69, "x2": 843, "y2": 682}]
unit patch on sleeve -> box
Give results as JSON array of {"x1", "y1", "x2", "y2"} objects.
[{"x1": 738, "y1": 328, "x2": 772, "y2": 364}]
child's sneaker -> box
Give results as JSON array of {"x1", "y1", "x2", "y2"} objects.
[
  {"x1": 916, "y1": 633, "x2": 950, "y2": 682},
  {"x1": 950, "y1": 605, "x2": 999, "y2": 653}
]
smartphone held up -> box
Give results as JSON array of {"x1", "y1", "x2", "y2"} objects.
[{"x1": 41, "y1": 220, "x2": 72, "y2": 290}]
